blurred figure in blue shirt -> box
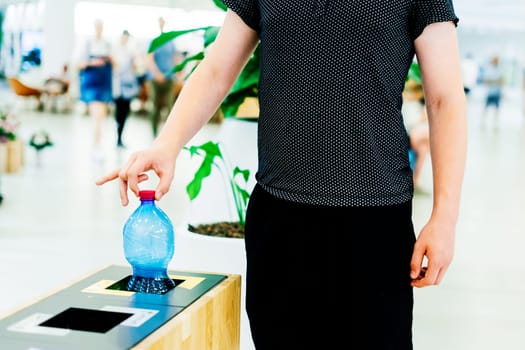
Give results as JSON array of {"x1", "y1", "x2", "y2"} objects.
[
  {"x1": 147, "y1": 17, "x2": 180, "y2": 137},
  {"x1": 481, "y1": 54, "x2": 504, "y2": 123}
]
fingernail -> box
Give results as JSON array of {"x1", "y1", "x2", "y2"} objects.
[{"x1": 410, "y1": 271, "x2": 418, "y2": 279}]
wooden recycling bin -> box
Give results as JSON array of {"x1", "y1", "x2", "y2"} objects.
[{"x1": 0, "y1": 265, "x2": 241, "y2": 350}]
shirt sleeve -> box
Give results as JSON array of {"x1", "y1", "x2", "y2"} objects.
[
  {"x1": 410, "y1": 0, "x2": 459, "y2": 40},
  {"x1": 221, "y1": 0, "x2": 260, "y2": 32}
]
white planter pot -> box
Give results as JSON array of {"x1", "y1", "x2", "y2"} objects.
[{"x1": 172, "y1": 225, "x2": 246, "y2": 276}]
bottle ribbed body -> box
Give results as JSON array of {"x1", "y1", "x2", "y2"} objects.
[{"x1": 123, "y1": 190, "x2": 175, "y2": 294}]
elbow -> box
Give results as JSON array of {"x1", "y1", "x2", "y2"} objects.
[
  {"x1": 425, "y1": 89, "x2": 466, "y2": 117},
  {"x1": 198, "y1": 58, "x2": 235, "y2": 97}
]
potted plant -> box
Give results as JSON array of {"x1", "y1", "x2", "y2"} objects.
[
  {"x1": 148, "y1": 0, "x2": 260, "y2": 238},
  {"x1": 0, "y1": 109, "x2": 18, "y2": 144},
  {"x1": 184, "y1": 140, "x2": 251, "y2": 237},
  {"x1": 0, "y1": 108, "x2": 22, "y2": 174},
  {"x1": 0, "y1": 108, "x2": 21, "y2": 204},
  {"x1": 29, "y1": 129, "x2": 53, "y2": 167}
]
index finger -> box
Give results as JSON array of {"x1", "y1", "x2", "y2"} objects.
[{"x1": 95, "y1": 168, "x2": 120, "y2": 186}]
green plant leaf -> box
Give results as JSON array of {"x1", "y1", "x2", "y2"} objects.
[
  {"x1": 234, "y1": 185, "x2": 250, "y2": 226},
  {"x1": 212, "y1": 0, "x2": 228, "y2": 11},
  {"x1": 232, "y1": 166, "x2": 251, "y2": 226},
  {"x1": 237, "y1": 187, "x2": 250, "y2": 206},
  {"x1": 229, "y1": 71, "x2": 259, "y2": 96},
  {"x1": 172, "y1": 52, "x2": 205, "y2": 74},
  {"x1": 197, "y1": 141, "x2": 223, "y2": 158},
  {"x1": 184, "y1": 142, "x2": 253, "y2": 228},
  {"x1": 0, "y1": 129, "x2": 16, "y2": 141},
  {"x1": 233, "y1": 166, "x2": 250, "y2": 182},
  {"x1": 230, "y1": 46, "x2": 260, "y2": 94},
  {"x1": 221, "y1": 86, "x2": 257, "y2": 117},
  {"x1": 203, "y1": 26, "x2": 220, "y2": 47},
  {"x1": 406, "y1": 62, "x2": 421, "y2": 84},
  {"x1": 185, "y1": 141, "x2": 223, "y2": 200},
  {"x1": 148, "y1": 27, "x2": 210, "y2": 53},
  {"x1": 186, "y1": 159, "x2": 212, "y2": 200},
  {"x1": 220, "y1": 46, "x2": 260, "y2": 117}
]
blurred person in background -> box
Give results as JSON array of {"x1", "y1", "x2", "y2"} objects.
[
  {"x1": 147, "y1": 16, "x2": 181, "y2": 137},
  {"x1": 75, "y1": 18, "x2": 114, "y2": 161},
  {"x1": 522, "y1": 65, "x2": 525, "y2": 119},
  {"x1": 481, "y1": 54, "x2": 505, "y2": 124},
  {"x1": 461, "y1": 52, "x2": 479, "y2": 97},
  {"x1": 112, "y1": 30, "x2": 140, "y2": 148}
]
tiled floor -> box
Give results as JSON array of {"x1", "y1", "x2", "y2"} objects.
[{"x1": 1, "y1": 80, "x2": 525, "y2": 350}]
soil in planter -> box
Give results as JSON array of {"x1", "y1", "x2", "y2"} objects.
[{"x1": 188, "y1": 222, "x2": 245, "y2": 238}]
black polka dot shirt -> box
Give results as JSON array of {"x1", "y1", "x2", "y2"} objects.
[{"x1": 222, "y1": 0, "x2": 458, "y2": 207}]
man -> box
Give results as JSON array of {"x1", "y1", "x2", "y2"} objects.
[
  {"x1": 113, "y1": 30, "x2": 140, "y2": 148},
  {"x1": 461, "y1": 52, "x2": 479, "y2": 96},
  {"x1": 97, "y1": 2, "x2": 467, "y2": 348},
  {"x1": 76, "y1": 18, "x2": 113, "y2": 161},
  {"x1": 482, "y1": 54, "x2": 505, "y2": 123},
  {"x1": 147, "y1": 17, "x2": 180, "y2": 137}
]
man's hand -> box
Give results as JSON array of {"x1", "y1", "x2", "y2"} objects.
[{"x1": 410, "y1": 218, "x2": 455, "y2": 288}]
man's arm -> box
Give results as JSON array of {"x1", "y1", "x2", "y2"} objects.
[
  {"x1": 97, "y1": 9, "x2": 260, "y2": 204},
  {"x1": 410, "y1": 21, "x2": 467, "y2": 288},
  {"x1": 147, "y1": 51, "x2": 165, "y2": 83}
]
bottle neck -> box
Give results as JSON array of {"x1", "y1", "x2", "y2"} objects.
[
  {"x1": 140, "y1": 199, "x2": 155, "y2": 206},
  {"x1": 132, "y1": 266, "x2": 169, "y2": 279}
]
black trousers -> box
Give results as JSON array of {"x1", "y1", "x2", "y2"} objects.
[
  {"x1": 114, "y1": 96, "x2": 131, "y2": 145},
  {"x1": 244, "y1": 184, "x2": 416, "y2": 350}
]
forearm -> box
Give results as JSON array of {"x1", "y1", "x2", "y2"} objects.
[
  {"x1": 152, "y1": 63, "x2": 228, "y2": 156},
  {"x1": 426, "y1": 95, "x2": 467, "y2": 225}
]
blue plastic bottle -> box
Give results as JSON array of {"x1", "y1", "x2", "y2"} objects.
[{"x1": 123, "y1": 190, "x2": 176, "y2": 294}]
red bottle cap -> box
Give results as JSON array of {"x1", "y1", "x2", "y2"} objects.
[{"x1": 139, "y1": 190, "x2": 156, "y2": 200}]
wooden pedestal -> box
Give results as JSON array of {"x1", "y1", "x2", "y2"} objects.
[
  {"x1": 0, "y1": 139, "x2": 24, "y2": 174},
  {"x1": 133, "y1": 271, "x2": 241, "y2": 350}
]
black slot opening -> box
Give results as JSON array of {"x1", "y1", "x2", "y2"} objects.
[{"x1": 39, "y1": 307, "x2": 133, "y2": 333}]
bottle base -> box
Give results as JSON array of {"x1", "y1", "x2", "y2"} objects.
[{"x1": 127, "y1": 275, "x2": 176, "y2": 294}]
